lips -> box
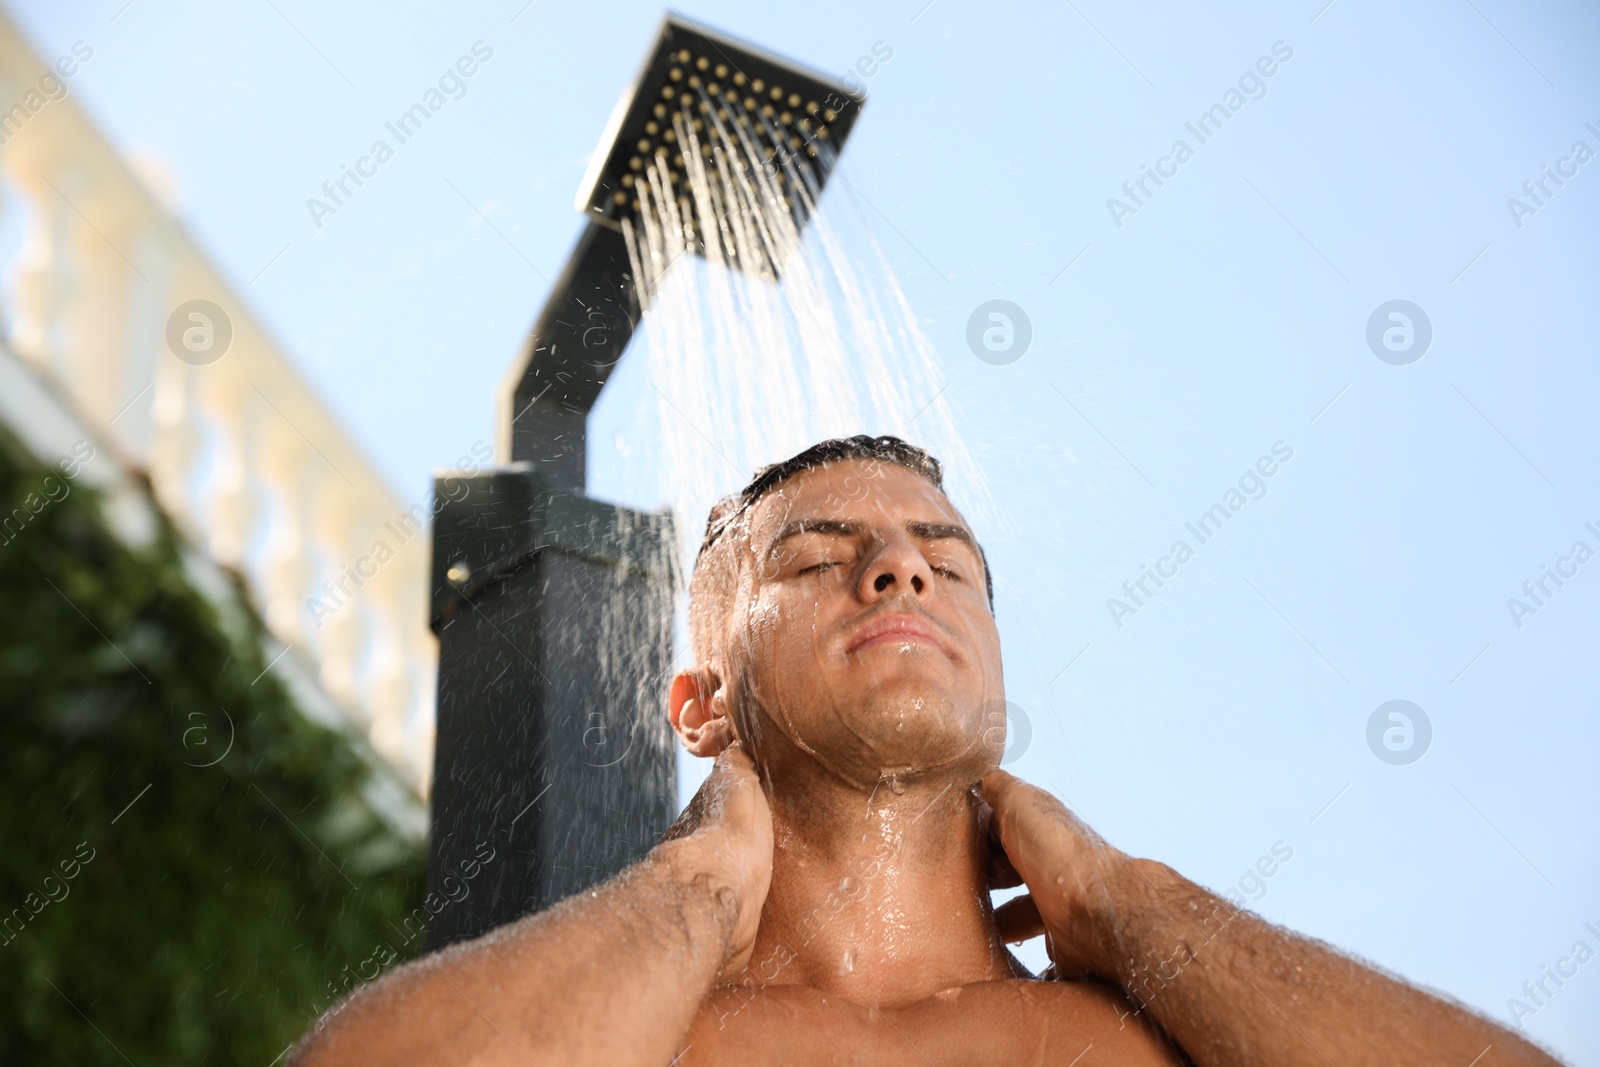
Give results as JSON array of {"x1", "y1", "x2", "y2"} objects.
[{"x1": 844, "y1": 612, "x2": 952, "y2": 656}]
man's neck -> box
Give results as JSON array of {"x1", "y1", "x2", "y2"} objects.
[{"x1": 742, "y1": 756, "x2": 1019, "y2": 1007}]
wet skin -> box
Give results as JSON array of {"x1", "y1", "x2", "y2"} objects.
[
  {"x1": 683, "y1": 972, "x2": 1179, "y2": 1066},
  {"x1": 665, "y1": 459, "x2": 1183, "y2": 1064},
  {"x1": 294, "y1": 456, "x2": 1563, "y2": 1067}
]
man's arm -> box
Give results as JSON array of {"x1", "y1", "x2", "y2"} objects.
[
  {"x1": 292, "y1": 745, "x2": 773, "y2": 1067},
  {"x1": 982, "y1": 769, "x2": 1562, "y2": 1067}
]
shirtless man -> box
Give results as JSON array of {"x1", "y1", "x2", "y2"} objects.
[{"x1": 296, "y1": 435, "x2": 1561, "y2": 1066}]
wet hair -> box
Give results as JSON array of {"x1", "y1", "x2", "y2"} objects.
[{"x1": 687, "y1": 435, "x2": 992, "y2": 664}]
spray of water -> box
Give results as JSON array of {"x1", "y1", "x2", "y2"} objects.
[{"x1": 615, "y1": 86, "x2": 992, "y2": 569}]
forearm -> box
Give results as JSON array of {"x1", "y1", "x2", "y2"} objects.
[
  {"x1": 294, "y1": 837, "x2": 736, "y2": 1067},
  {"x1": 1097, "y1": 861, "x2": 1559, "y2": 1067}
]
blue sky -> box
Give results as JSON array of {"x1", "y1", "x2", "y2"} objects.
[{"x1": 8, "y1": 0, "x2": 1597, "y2": 1058}]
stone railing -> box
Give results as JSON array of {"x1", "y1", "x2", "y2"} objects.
[{"x1": 0, "y1": 13, "x2": 435, "y2": 797}]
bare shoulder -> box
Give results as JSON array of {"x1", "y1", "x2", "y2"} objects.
[{"x1": 679, "y1": 977, "x2": 1184, "y2": 1067}]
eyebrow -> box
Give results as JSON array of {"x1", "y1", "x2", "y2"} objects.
[{"x1": 765, "y1": 517, "x2": 980, "y2": 558}]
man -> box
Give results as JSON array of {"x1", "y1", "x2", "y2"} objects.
[{"x1": 297, "y1": 435, "x2": 1560, "y2": 1066}]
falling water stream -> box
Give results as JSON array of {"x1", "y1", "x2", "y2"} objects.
[{"x1": 612, "y1": 85, "x2": 993, "y2": 565}]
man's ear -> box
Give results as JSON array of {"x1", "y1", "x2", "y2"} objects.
[{"x1": 668, "y1": 666, "x2": 734, "y2": 758}]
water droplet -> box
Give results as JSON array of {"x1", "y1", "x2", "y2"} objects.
[
  {"x1": 838, "y1": 949, "x2": 854, "y2": 975},
  {"x1": 1055, "y1": 874, "x2": 1066, "y2": 886},
  {"x1": 888, "y1": 776, "x2": 907, "y2": 795},
  {"x1": 838, "y1": 875, "x2": 858, "y2": 896}
]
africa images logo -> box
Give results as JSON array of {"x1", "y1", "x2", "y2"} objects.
[
  {"x1": 166, "y1": 300, "x2": 234, "y2": 365},
  {"x1": 1365, "y1": 700, "x2": 1431, "y2": 766},
  {"x1": 1365, "y1": 300, "x2": 1431, "y2": 366},
  {"x1": 1106, "y1": 40, "x2": 1294, "y2": 229},
  {"x1": 306, "y1": 41, "x2": 494, "y2": 230},
  {"x1": 965, "y1": 300, "x2": 1031, "y2": 365}
]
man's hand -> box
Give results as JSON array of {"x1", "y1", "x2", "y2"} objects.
[
  {"x1": 979, "y1": 769, "x2": 1564, "y2": 1067},
  {"x1": 980, "y1": 768, "x2": 1139, "y2": 981},
  {"x1": 661, "y1": 743, "x2": 775, "y2": 980},
  {"x1": 295, "y1": 743, "x2": 775, "y2": 1067}
]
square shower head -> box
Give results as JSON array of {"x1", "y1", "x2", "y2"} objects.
[
  {"x1": 574, "y1": 15, "x2": 863, "y2": 236},
  {"x1": 503, "y1": 16, "x2": 866, "y2": 486}
]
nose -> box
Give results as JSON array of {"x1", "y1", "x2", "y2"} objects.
[{"x1": 858, "y1": 533, "x2": 934, "y2": 604}]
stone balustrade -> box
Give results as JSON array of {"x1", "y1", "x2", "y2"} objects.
[{"x1": 0, "y1": 12, "x2": 435, "y2": 797}]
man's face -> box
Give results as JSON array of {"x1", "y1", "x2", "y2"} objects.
[{"x1": 725, "y1": 458, "x2": 1004, "y2": 787}]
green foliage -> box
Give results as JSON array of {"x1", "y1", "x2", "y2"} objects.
[{"x1": 0, "y1": 428, "x2": 427, "y2": 1065}]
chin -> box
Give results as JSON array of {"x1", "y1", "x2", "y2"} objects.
[{"x1": 850, "y1": 680, "x2": 991, "y2": 773}]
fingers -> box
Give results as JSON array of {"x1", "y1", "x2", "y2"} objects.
[
  {"x1": 980, "y1": 770, "x2": 1122, "y2": 909},
  {"x1": 981, "y1": 771, "x2": 1131, "y2": 983},
  {"x1": 976, "y1": 799, "x2": 1024, "y2": 889},
  {"x1": 980, "y1": 769, "x2": 1068, "y2": 886},
  {"x1": 993, "y1": 893, "x2": 1046, "y2": 945},
  {"x1": 982, "y1": 770, "x2": 1103, "y2": 858},
  {"x1": 980, "y1": 768, "x2": 1058, "y2": 815},
  {"x1": 986, "y1": 844, "x2": 1024, "y2": 890},
  {"x1": 979, "y1": 767, "x2": 1022, "y2": 801},
  {"x1": 659, "y1": 743, "x2": 758, "y2": 843},
  {"x1": 981, "y1": 768, "x2": 1069, "y2": 824}
]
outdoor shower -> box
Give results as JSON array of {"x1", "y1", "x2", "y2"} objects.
[{"x1": 426, "y1": 16, "x2": 861, "y2": 947}]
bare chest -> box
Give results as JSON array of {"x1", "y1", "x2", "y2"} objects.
[{"x1": 675, "y1": 978, "x2": 1174, "y2": 1067}]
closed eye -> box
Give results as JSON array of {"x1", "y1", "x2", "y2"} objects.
[{"x1": 801, "y1": 561, "x2": 962, "y2": 578}]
